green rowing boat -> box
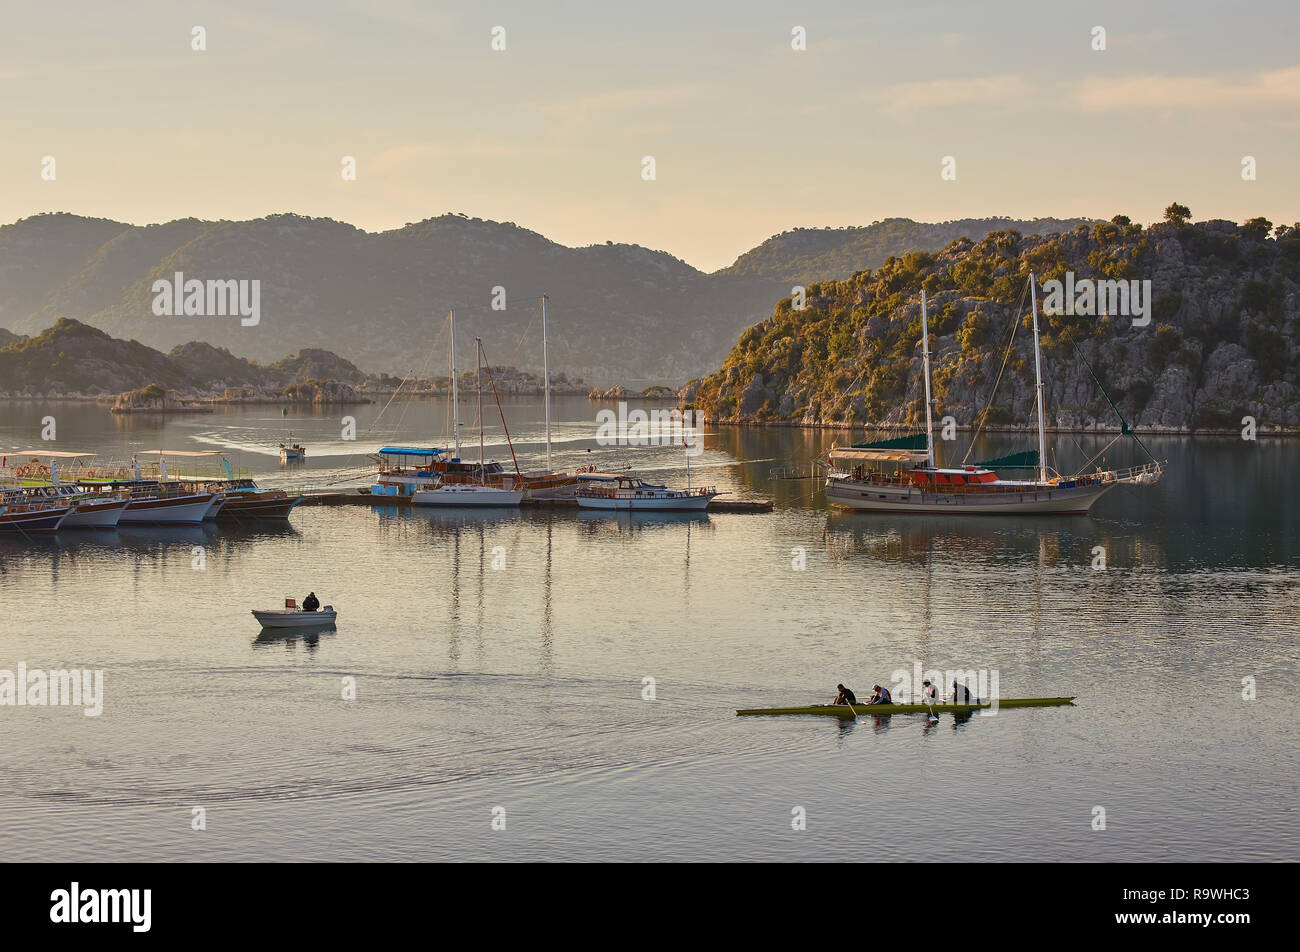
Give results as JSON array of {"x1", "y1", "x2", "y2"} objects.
[{"x1": 736, "y1": 697, "x2": 1076, "y2": 718}]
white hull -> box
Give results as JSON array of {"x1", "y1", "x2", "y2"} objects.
[
  {"x1": 576, "y1": 492, "x2": 715, "y2": 511},
  {"x1": 63, "y1": 498, "x2": 129, "y2": 528},
  {"x1": 825, "y1": 478, "x2": 1117, "y2": 514},
  {"x1": 202, "y1": 493, "x2": 226, "y2": 520},
  {"x1": 252, "y1": 609, "x2": 337, "y2": 628},
  {"x1": 118, "y1": 494, "x2": 215, "y2": 525},
  {"x1": 412, "y1": 486, "x2": 524, "y2": 507}
]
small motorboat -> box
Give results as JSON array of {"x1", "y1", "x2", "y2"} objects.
[
  {"x1": 253, "y1": 597, "x2": 336, "y2": 628},
  {"x1": 279, "y1": 435, "x2": 307, "y2": 464}
]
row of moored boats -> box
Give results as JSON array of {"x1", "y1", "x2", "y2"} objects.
[{"x1": 0, "y1": 452, "x2": 300, "y2": 533}]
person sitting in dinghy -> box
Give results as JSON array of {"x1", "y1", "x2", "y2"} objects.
[
  {"x1": 302, "y1": 592, "x2": 320, "y2": 612},
  {"x1": 866, "y1": 684, "x2": 893, "y2": 705},
  {"x1": 832, "y1": 684, "x2": 858, "y2": 706}
]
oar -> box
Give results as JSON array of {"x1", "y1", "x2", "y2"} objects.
[{"x1": 924, "y1": 694, "x2": 938, "y2": 722}]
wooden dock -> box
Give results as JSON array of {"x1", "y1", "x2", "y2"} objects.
[{"x1": 295, "y1": 489, "x2": 772, "y2": 513}]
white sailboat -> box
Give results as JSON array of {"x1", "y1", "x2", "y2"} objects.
[
  {"x1": 413, "y1": 326, "x2": 524, "y2": 507},
  {"x1": 824, "y1": 275, "x2": 1163, "y2": 514}
]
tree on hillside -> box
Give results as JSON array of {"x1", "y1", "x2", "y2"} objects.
[
  {"x1": 1243, "y1": 217, "x2": 1273, "y2": 239},
  {"x1": 1164, "y1": 203, "x2": 1192, "y2": 227}
]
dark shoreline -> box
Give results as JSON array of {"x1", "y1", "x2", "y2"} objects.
[{"x1": 695, "y1": 417, "x2": 1297, "y2": 437}]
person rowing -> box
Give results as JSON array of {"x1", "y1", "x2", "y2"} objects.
[
  {"x1": 951, "y1": 680, "x2": 976, "y2": 704},
  {"x1": 921, "y1": 679, "x2": 939, "y2": 721},
  {"x1": 866, "y1": 684, "x2": 893, "y2": 705},
  {"x1": 832, "y1": 684, "x2": 858, "y2": 706}
]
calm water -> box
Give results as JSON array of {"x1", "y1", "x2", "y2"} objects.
[{"x1": 0, "y1": 399, "x2": 1296, "y2": 861}]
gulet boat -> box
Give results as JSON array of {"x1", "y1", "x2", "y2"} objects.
[{"x1": 824, "y1": 275, "x2": 1163, "y2": 515}]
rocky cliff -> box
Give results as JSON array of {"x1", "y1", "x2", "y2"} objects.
[{"x1": 693, "y1": 214, "x2": 1299, "y2": 433}]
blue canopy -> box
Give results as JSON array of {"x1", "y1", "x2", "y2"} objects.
[{"x1": 376, "y1": 446, "x2": 445, "y2": 458}]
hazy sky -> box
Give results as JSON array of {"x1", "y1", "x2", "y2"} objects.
[{"x1": 2, "y1": 0, "x2": 1297, "y2": 271}]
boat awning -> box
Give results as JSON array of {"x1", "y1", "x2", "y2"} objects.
[
  {"x1": 849, "y1": 432, "x2": 928, "y2": 452},
  {"x1": 141, "y1": 449, "x2": 226, "y2": 457},
  {"x1": 976, "y1": 450, "x2": 1039, "y2": 469},
  {"x1": 3, "y1": 450, "x2": 96, "y2": 458},
  {"x1": 829, "y1": 447, "x2": 929, "y2": 463},
  {"x1": 377, "y1": 446, "x2": 445, "y2": 458}
]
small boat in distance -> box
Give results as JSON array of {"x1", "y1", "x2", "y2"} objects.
[
  {"x1": 280, "y1": 434, "x2": 306, "y2": 464},
  {"x1": 253, "y1": 597, "x2": 337, "y2": 628}
]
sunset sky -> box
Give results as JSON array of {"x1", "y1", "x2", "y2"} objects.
[{"x1": 2, "y1": 0, "x2": 1297, "y2": 270}]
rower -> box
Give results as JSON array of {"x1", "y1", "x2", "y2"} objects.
[
  {"x1": 921, "y1": 679, "x2": 938, "y2": 702},
  {"x1": 866, "y1": 684, "x2": 893, "y2": 705},
  {"x1": 302, "y1": 591, "x2": 320, "y2": 612},
  {"x1": 951, "y1": 680, "x2": 976, "y2": 704},
  {"x1": 832, "y1": 684, "x2": 858, "y2": 706}
]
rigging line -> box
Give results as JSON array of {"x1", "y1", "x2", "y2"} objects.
[
  {"x1": 961, "y1": 280, "x2": 1028, "y2": 463},
  {"x1": 479, "y1": 344, "x2": 522, "y2": 478},
  {"x1": 1069, "y1": 339, "x2": 1159, "y2": 464},
  {"x1": 1077, "y1": 433, "x2": 1124, "y2": 472}
]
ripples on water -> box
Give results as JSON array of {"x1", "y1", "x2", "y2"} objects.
[{"x1": 0, "y1": 402, "x2": 1296, "y2": 860}]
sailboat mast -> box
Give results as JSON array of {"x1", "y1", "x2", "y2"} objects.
[
  {"x1": 921, "y1": 289, "x2": 935, "y2": 468},
  {"x1": 542, "y1": 294, "x2": 552, "y2": 473},
  {"x1": 476, "y1": 337, "x2": 484, "y2": 483},
  {"x1": 1029, "y1": 273, "x2": 1048, "y2": 484},
  {"x1": 450, "y1": 309, "x2": 461, "y2": 460}
]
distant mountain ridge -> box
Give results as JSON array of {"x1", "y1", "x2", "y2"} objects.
[
  {"x1": 0, "y1": 317, "x2": 585, "y2": 400},
  {"x1": 0, "y1": 212, "x2": 1092, "y2": 385}
]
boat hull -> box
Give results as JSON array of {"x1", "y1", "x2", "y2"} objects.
[
  {"x1": 252, "y1": 609, "x2": 337, "y2": 628},
  {"x1": 737, "y1": 697, "x2": 1077, "y2": 717},
  {"x1": 215, "y1": 493, "x2": 303, "y2": 520},
  {"x1": 412, "y1": 487, "x2": 524, "y2": 506},
  {"x1": 576, "y1": 492, "x2": 716, "y2": 511},
  {"x1": 118, "y1": 493, "x2": 216, "y2": 525},
  {"x1": 826, "y1": 478, "x2": 1116, "y2": 514},
  {"x1": 0, "y1": 506, "x2": 71, "y2": 533},
  {"x1": 63, "y1": 498, "x2": 129, "y2": 528}
]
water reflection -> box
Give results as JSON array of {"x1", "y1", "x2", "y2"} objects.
[{"x1": 253, "y1": 623, "x2": 336, "y2": 653}]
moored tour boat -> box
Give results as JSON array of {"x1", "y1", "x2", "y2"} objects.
[
  {"x1": 575, "y1": 473, "x2": 717, "y2": 511},
  {"x1": 824, "y1": 276, "x2": 1163, "y2": 515},
  {"x1": 0, "y1": 490, "x2": 72, "y2": 533}
]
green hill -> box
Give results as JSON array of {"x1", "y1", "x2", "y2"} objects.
[{"x1": 693, "y1": 212, "x2": 1299, "y2": 432}]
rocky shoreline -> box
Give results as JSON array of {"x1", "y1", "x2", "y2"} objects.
[{"x1": 694, "y1": 416, "x2": 1297, "y2": 436}]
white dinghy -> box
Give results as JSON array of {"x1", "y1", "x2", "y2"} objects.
[{"x1": 253, "y1": 597, "x2": 337, "y2": 628}]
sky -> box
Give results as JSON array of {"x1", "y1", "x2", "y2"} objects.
[{"x1": 2, "y1": 0, "x2": 1297, "y2": 272}]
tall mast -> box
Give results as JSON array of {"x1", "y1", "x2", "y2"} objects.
[
  {"x1": 476, "y1": 336, "x2": 484, "y2": 483},
  {"x1": 920, "y1": 289, "x2": 935, "y2": 468},
  {"x1": 449, "y1": 309, "x2": 461, "y2": 459},
  {"x1": 541, "y1": 294, "x2": 553, "y2": 472},
  {"x1": 1029, "y1": 273, "x2": 1048, "y2": 484}
]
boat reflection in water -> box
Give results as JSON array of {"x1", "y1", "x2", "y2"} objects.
[{"x1": 253, "y1": 622, "x2": 336, "y2": 653}]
